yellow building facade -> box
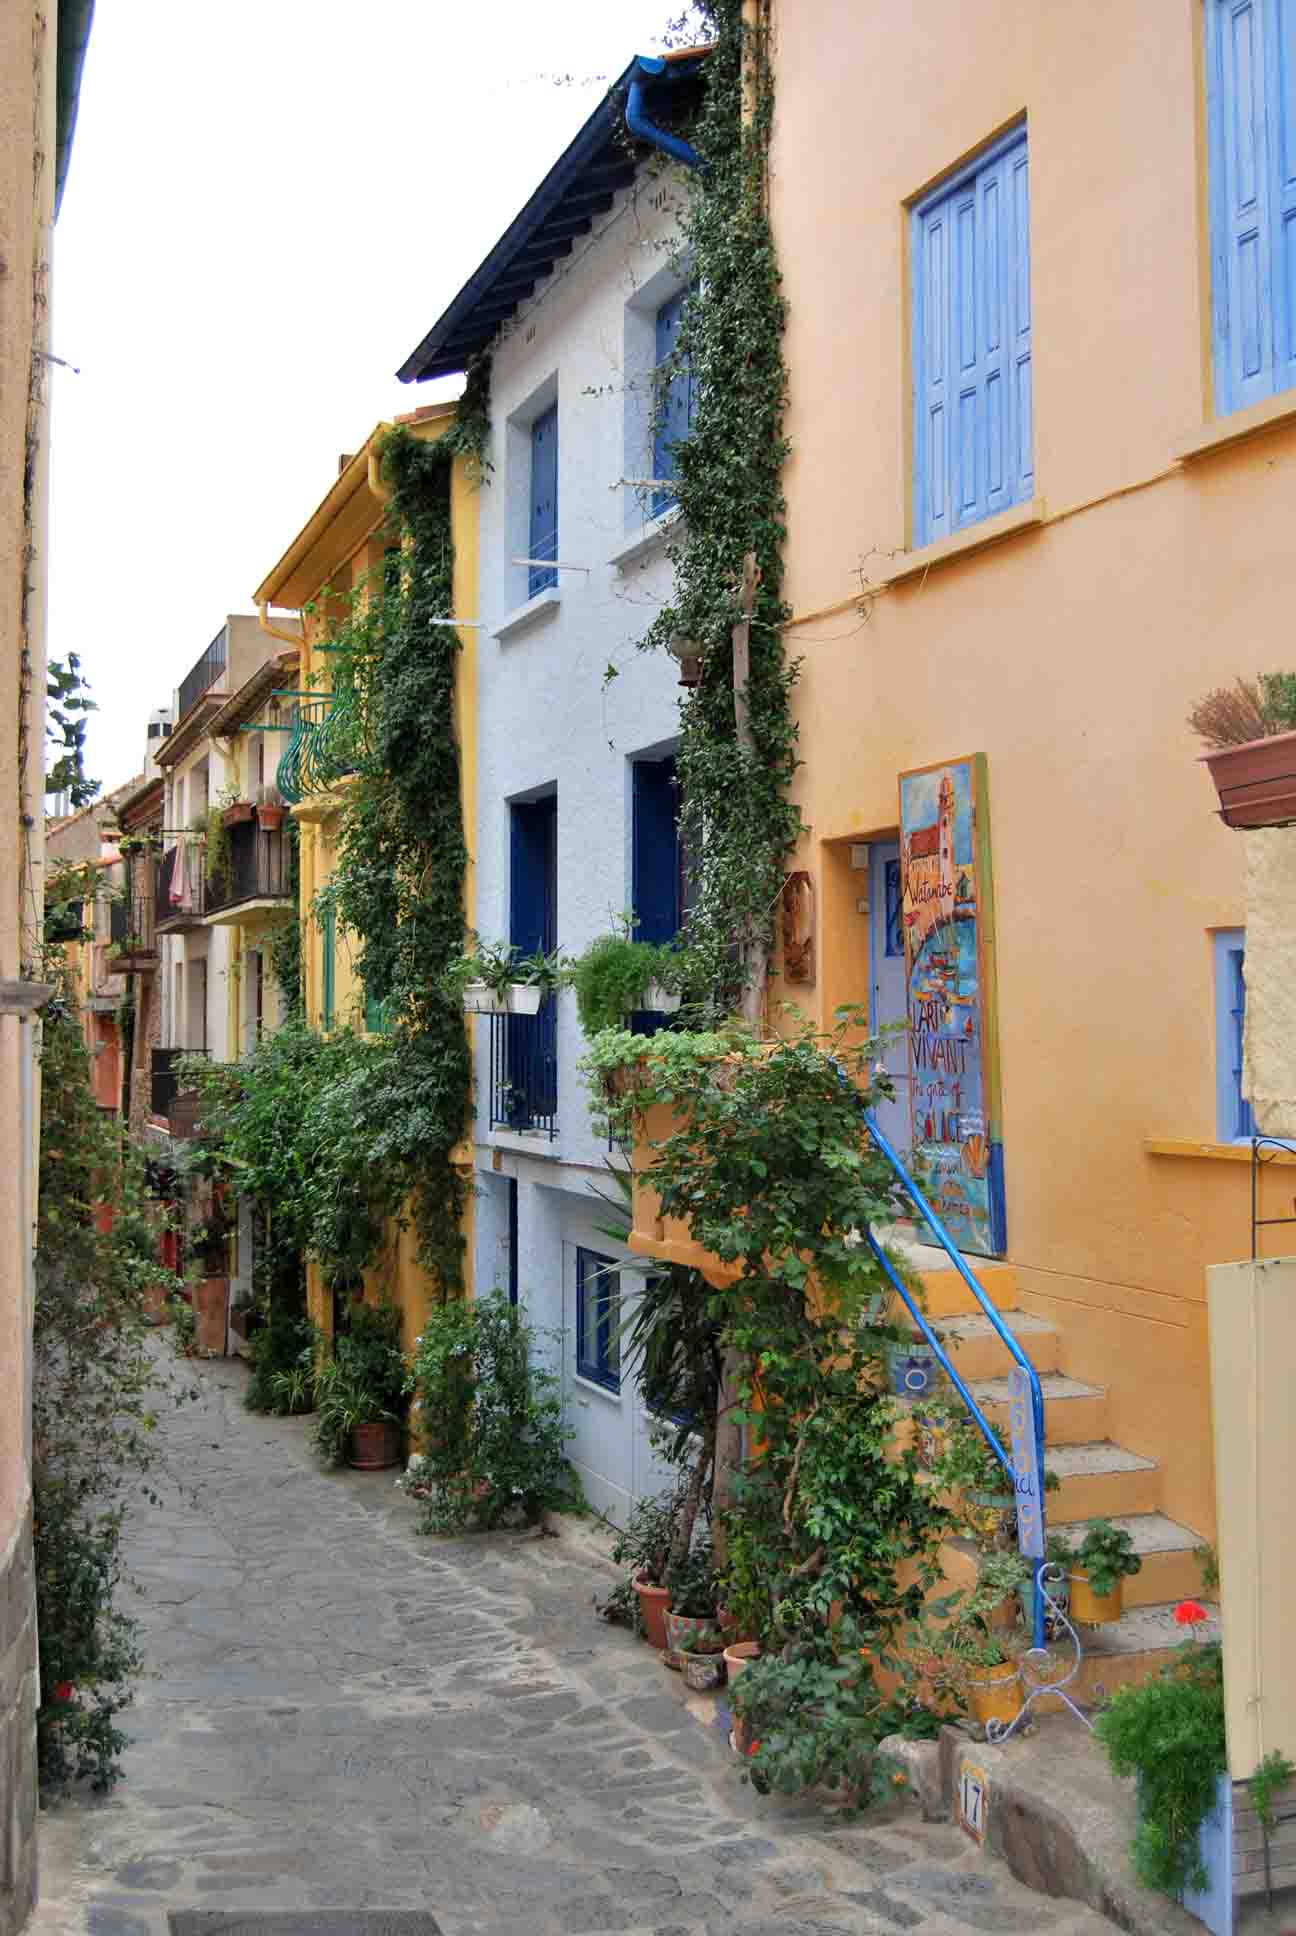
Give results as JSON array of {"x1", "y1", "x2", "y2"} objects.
[{"x1": 253, "y1": 406, "x2": 479, "y2": 1353}]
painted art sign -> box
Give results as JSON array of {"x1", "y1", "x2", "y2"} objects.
[{"x1": 898, "y1": 754, "x2": 1007, "y2": 1256}]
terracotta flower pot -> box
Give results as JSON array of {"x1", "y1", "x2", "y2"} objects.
[
  {"x1": 222, "y1": 800, "x2": 255, "y2": 827},
  {"x1": 722, "y1": 1640, "x2": 761, "y2": 1683},
  {"x1": 683, "y1": 1651, "x2": 725, "y2": 1692},
  {"x1": 632, "y1": 1573, "x2": 672, "y2": 1649},
  {"x1": 348, "y1": 1421, "x2": 402, "y2": 1471},
  {"x1": 1201, "y1": 728, "x2": 1296, "y2": 829},
  {"x1": 1069, "y1": 1568, "x2": 1123, "y2": 1625},
  {"x1": 255, "y1": 804, "x2": 285, "y2": 831},
  {"x1": 965, "y1": 1659, "x2": 1023, "y2": 1729},
  {"x1": 664, "y1": 1610, "x2": 724, "y2": 1656}
]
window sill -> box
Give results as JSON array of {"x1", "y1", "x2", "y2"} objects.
[
  {"x1": 1144, "y1": 1136, "x2": 1296, "y2": 1165},
  {"x1": 485, "y1": 1128, "x2": 561, "y2": 1160},
  {"x1": 1177, "y1": 390, "x2": 1296, "y2": 463},
  {"x1": 608, "y1": 505, "x2": 682, "y2": 571},
  {"x1": 573, "y1": 1372, "x2": 622, "y2": 1405},
  {"x1": 492, "y1": 586, "x2": 561, "y2": 643},
  {"x1": 881, "y1": 497, "x2": 1047, "y2": 587}
]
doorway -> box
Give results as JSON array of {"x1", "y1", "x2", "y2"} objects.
[{"x1": 868, "y1": 840, "x2": 911, "y2": 1157}]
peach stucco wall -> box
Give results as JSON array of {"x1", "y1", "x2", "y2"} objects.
[{"x1": 768, "y1": 0, "x2": 1296, "y2": 1541}]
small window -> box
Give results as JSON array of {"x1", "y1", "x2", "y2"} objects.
[
  {"x1": 1214, "y1": 930, "x2": 1254, "y2": 1140},
  {"x1": 652, "y1": 290, "x2": 695, "y2": 516},
  {"x1": 911, "y1": 126, "x2": 1033, "y2": 547},
  {"x1": 529, "y1": 404, "x2": 558, "y2": 595},
  {"x1": 576, "y1": 1247, "x2": 621, "y2": 1392},
  {"x1": 1205, "y1": 0, "x2": 1296, "y2": 415}
]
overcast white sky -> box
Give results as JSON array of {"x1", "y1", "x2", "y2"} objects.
[{"x1": 49, "y1": 1, "x2": 689, "y2": 797}]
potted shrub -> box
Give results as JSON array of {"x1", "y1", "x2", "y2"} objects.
[
  {"x1": 910, "y1": 1579, "x2": 1027, "y2": 1733},
  {"x1": 663, "y1": 1540, "x2": 724, "y2": 1662},
  {"x1": 308, "y1": 1300, "x2": 407, "y2": 1470},
  {"x1": 255, "y1": 784, "x2": 286, "y2": 832},
  {"x1": 976, "y1": 1550, "x2": 1032, "y2": 1633},
  {"x1": 1070, "y1": 1518, "x2": 1142, "y2": 1623},
  {"x1": 726, "y1": 1623, "x2": 907, "y2": 1801},
  {"x1": 1189, "y1": 671, "x2": 1296, "y2": 829},
  {"x1": 218, "y1": 780, "x2": 254, "y2": 829},
  {"x1": 568, "y1": 923, "x2": 689, "y2": 1035},
  {"x1": 604, "y1": 1490, "x2": 681, "y2": 1649}
]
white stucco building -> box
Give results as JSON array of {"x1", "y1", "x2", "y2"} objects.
[{"x1": 399, "y1": 52, "x2": 707, "y2": 1521}]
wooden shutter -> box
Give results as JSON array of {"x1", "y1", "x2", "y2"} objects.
[
  {"x1": 632, "y1": 757, "x2": 680, "y2": 944},
  {"x1": 913, "y1": 128, "x2": 1032, "y2": 546},
  {"x1": 1208, "y1": 0, "x2": 1276, "y2": 411},
  {"x1": 529, "y1": 405, "x2": 558, "y2": 594}
]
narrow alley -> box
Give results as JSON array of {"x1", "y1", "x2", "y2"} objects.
[{"x1": 33, "y1": 1359, "x2": 1121, "y2": 1936}]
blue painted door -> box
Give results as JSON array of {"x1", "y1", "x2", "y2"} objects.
[
  {"x1": 632, "y1": 756, "x2": 680, "y2": 944},
  {"x1": 869, "y1": 841, "x2": 911, "y2": 1156},
  {"x1": 529, "y1": 404, "x2": 558, "y2": 594},
  {"x1": 508, "y1": 796, "x2": 558, "y2": 1127},
  {"x1": 653, "y1": 291, "x2": 693, "y2": 516}
]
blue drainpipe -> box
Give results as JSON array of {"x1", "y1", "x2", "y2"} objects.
[{"x1": 625, "y1": 56, "x2": 703, "y2": 171}]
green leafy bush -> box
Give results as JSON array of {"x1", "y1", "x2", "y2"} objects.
[
  {"x1": 1094, "y1": 1635, "x2": 1226, "y2": 1895},
  {"x1": 307, "y1": 1302, "x2": 407, "y2": 1468},
  {"x1": 568, "y1": 928, "x2": 684, "y2": 1035},
  {"x1": 728, "y1": 1624, "x2": 908, "y2": 1805}
]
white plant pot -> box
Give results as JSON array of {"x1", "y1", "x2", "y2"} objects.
[
  {"x1": 644, "y1": 982, "x2": 682, "y2": 1014},
  {"x1": 462, "y1": 981, "x2": 507, "y2": 1015},
  {"x1": 505, "y1": 983, "x2": 544, "y2": 1016}
]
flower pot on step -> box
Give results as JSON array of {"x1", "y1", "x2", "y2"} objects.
[
  {"x1": 886, "y1": 1340, "x2": 938, "y2": 1397},
  {"x1": 348, "y1": 1421, "x2": 401, "y2": 1471},
  {"x1": 1019, "y1": 1573, "x2": 1070, "y2": 1638},
  {"x1": 722, "y1": 1640, "x2": 761, "y2": 1683},
  {"x1": 633, "y1": 1573, "x2": 672, "y2": 1649},
  {"x1": 1201, "y1": 727, "x2": 1296, "y2": 829},
  {"x1": 965, "y1": 1660, "x2": 1023, "y2": 1730},
  {"x1": 1069, "y1": 1567, "x2": 1123, "y2": 1624},
  {"x1": 664, "y1": 1611, "x2": 724, "y2": 1656},
  {"x1": 683, "y1": 1651, "x2": 726, "y2": 1692}
]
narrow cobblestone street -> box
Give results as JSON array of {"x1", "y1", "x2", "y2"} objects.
[{"x1": 33, "y1": 1356, "x2": 1122, "y2": 1936}]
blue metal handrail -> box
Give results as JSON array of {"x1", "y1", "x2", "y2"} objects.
[{"x1": 861, "y1": 1108, "x2": 1048, "y2": 1649}]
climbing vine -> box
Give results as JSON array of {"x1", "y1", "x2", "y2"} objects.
[{"x1": 643, "y1": 0, "x2": 800, "y2": 1015}]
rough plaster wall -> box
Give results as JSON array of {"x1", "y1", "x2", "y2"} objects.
[
  {"x1": 470, "y1": 166, "x2": 689, "y2": 1515},
  {"x1": 1242, "y1": 827, "x2": 1296, "y2": 1137}
]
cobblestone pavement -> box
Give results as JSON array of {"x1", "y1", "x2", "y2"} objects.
[{"x1": 33, "y1": 1355, "x2": 1123, "y2": 1936}]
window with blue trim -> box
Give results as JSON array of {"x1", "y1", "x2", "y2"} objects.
[
  {"x1": 911, "y1": 126, "x2": 1033, "y2": 548},
  {"x1": 1213, "y1": 929, "x2": 1254, "y2": 1139},
  {"x1": 1205, "y1": 0, "x2": 1296, "y2": 416},
  {"x1": 529, "y1": 403, "x2": 558, "y2": 595},
  {"x1": 576, "y1": 1247, "x2": 621, "y2": 1391},
  {"x1": 652, "y1": 290, "x2": 695, "y2": 516}
]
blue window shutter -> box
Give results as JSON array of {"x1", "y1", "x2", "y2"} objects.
[
  {"x1": 653, "y1": 291, "x2": 693, "y2": 516},
  {"x1": 529, "y1": 405, "x2": 558, "y2": 595},
  {"x1": 1213, "y1": 929, "x2": 1254, "y2": 1138},
  {"x1": 632, "y1": 757, "x2": 680, "y2": 944},
  {"x1": 1275, "y1": 0, "x2": 1296, "y2": 391},
  {"x1": 913, "y1": 129, "x2": 1032, "y2": 546},
  {"x1": 510, "y1": 795, "x2": 557, "y2": 955},
  {"x1": 1207, "y1": 0, "x2": 1276, "y2": 412}
]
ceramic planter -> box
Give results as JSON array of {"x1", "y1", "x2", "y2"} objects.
[
  {"x1": 348, "y1": 1421, "x2": 402, "y2": 1471},
  {"x1": 886, "y1": 1340, "x2": 939, "y2": 1398},
  {"x1": 255, "y1": 804, "x2": 286, "y2": 832},
  {"x1": 664, "y1": 1611, "x2": 724, "y2": 1656},
  {"x1": 506, "y1": 984, "x2": 544, "y2": 1015},
  {"x1": 633, "y1": 1573, "x2": 672, "y2": 1650},
  {"x1": 643, "y1": 982, "x2": 682, "y2": 1014},
  {"x1": 722, "y1": 1640, "x2": 761, "y2": 1683},
  {"x1": 965, "y1": 1659, "x2": 1023, "y2": 1730},
  {"x1": 1019, "y1": 1574, "x2": 1071, "y2": 1637},
  {"x1": 683, "y1": 1652, "x2": 726, "y2": 1692},
  {"x1": 1069, "y1": 1568, "x2": 1123, "y2": 1624},
  {"x1": 221, "y1": 800, "x2": 255, "y2": 828},
  {"x1": 1201, "y1": 727, "x2": 1296, "y2": 829},
  {"x1": 462, "y1": 981, "x2": 508, "y2": 1014}
]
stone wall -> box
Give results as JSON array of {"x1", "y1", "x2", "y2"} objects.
[{"x1": 0, "y1": 1509, "x2": 37, "y2": 1936}]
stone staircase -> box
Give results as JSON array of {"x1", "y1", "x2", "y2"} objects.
[{"x1": 895, "y1": 1242, "x2": 1217, "y2": 1706}]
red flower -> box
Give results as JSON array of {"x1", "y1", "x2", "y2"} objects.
[
  {"x1": 1174, "y1": 1600, "x2": 1207, "y2": 1627},
  {"x1": 52, "y1": 1681, "x2": 75, "y2": 1703}
]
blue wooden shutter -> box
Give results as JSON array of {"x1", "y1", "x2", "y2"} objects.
[
  {"x1": 529, "y1": 405, "x2": 558, "y2": 595},
  {"x1": 913, "y1": 129, "x2": 1032, "y2": 546},
  {"x1": 632, "y1": 757, "x2": 680, "y2": 944},
  {"x1": 1208, "y1": 0, "x2": 1276, "y2": 411},
  {"x1": 510, "y1": 795, "x2": 557, "y2": 955},
  {"x1": 653, "y1": 291, "x2": 693, "y2": 516}
]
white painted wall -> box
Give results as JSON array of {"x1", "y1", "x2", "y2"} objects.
[{"x1": 469, "y1": 161, "x2": 691, "y2": 1522}]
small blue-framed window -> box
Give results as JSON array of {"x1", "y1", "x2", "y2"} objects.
[
  {"x1": 1213, "y1": 929, "x2": 1254, "y2": 1140},
  {"x1": 529, "y1": 403, "x2": 558, "y2": 595},
  {"x1": 911, "y1": 124, "x2": 1033, "y2": 548},
  {"x1": 652, "y1": 289, "x2": 695, "y2": 517},
  {"x1": 1204, "y1": 0, "x2": 1296, "y2": 417},
  {"x1": 576, "y1": 1247, "x2": 621, "y2": 1392},
  {"x1": 320, "y1": 906, "x2": 336, "y2": 1031}
]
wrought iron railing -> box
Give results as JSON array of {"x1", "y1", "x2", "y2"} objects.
[
  {"x1": 204, "y1": 823, "x2": 290, "y2": 917},
  {"x1": 155, "y1": 844, "x2": 207, "y2": 926},
  {"x1": 107, "y1": 892, "x2": 156, "y2": 959},
  {"x1": 488, "y1": 1003, "x2": 558, "y2": 1137},
  {"x1": 151, "y1": 1047, "x2": 183, "y2": 1120},
  {"x1": 176, "y1": 625, "x2": 228, "y2": 722},
  {"x1": 275, "y1": 689, "x2": 361, "y2": 804}
]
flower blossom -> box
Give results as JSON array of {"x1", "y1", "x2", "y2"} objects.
[{"x1": 1173, "y1": 1599, "x2": 1207, "y2": 1627}]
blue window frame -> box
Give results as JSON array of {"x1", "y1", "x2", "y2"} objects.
[
  {"x1": 576, "y1": 1247, "x2": 621, "y2": 1391},
  {"x1": 1213, "y1": 929, "x2": 1254, "y2": 1140},
  {"x1": 632, "y1": 755, "x2": 682, "y2": 945},
  {"x1": 911, "y1": 125, "x2": 1033, "y2": 548},
  {"x1": 652, "y1": 290, "x2": 695, "y2": 516},
  {"x1": 529, "y1": 403, "x2": 558, "y2": 595}
]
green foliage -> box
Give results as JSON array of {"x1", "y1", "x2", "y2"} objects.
[
  {"x1": 1075, "y1": 1518, "x2": 1142, "y2": 1597},
  {"x1": 307, "y1": 1302, "x2": 407, "y2": 1468},
  {"x1": 638, "y1": 0, "x2": 800, "y2": 1014},
  {"x1": 43, "y1": 860, "x2": 99, "y2": 945},
  {"x1": 167, "y1": 1293, "x2": 196, "y2": 1357},
  {"x1": 728, "y1": 1623, "x2": 908, "y2": 1806},
  {"x1": 33, "y1": 1502, "x2": 141, "y2": 1794},
  {"x1": 403, "y1": 1290, "x2": 578, "y2": 1532},
  {"x1": 446, "y1": 937, "x2": 567, "y2": 1001},
  {"x1": 568, "y1": 926, "x2": 687, "y2": 1035},
  {"x1": 665, "y1": 1536, "x2": 719, "y2": 1618},
  {"x1": 1094, "y1": 1637, "x2": 1226, "y2": 1895},
  {"x1": 45, "y1": 652, "x2": 98, "y2": 807},
  {"x1": 1251, "y1": 1749, "x2": 1295, "y2": 1838},
  {"x1": 266, "y1": 816, "x2": 303, "y2": 1015}
]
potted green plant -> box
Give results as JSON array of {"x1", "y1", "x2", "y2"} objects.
[
  {"x1": 663, "y1": 1540, "x2": 724, "y2": 1661},
  {"x1": 218, "y1": 781, "x2": 254, "y2": 829},
  {"x1": 604, "y1": 1489, "x2": 682, "y2": 1648},
  {"x1": 255, "y1": 783, "x2": 286, "y2": 832},
  {"x1": 1189, "y1": 671, "x2": 1296, "y2": 829},
  {"x1": 451, "y1": 938, "x2": 565, "y2": 1016},
  {"x1": 908, "y1": 1579, "x2": 1027, "y2": 1733},
  {"x1": 976, "y1": 1550, "x2": 1032, "y2": 1633},
  {"x1": 1070, "y1": 1518, "x2": 1142, "y2": 1623},
  {"x1": 726, "y1": 1622, "x2": 907, "y2": 1801},
  {"x1": 308, "y1": 1301, "x2": 407, "y2": 1470},
  {"x1": 568, "y1": 922, "x2": 687, "y2": 1035}
]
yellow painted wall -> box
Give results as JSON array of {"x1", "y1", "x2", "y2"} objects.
[{"x1": 766, "y1": 0, "x2": 1296, "y2": 1541}]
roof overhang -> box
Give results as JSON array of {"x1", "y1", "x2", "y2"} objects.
[
  {"x1": 207, "y1": 648, "x2": 299, "y2": 739},
  {"x1": 154, "y1": 697, "x2": 224, "y2": 770},
  {"x1": 396, "y1": 50, "x2": 707, "y2": 385}
]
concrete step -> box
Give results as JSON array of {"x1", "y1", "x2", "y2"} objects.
[
  {"x1": 1050, "y1": 1511, "x2": 1209, "y2": 1610},
  {"x1": 970, "y1": 1371, "x2": 1107, "y2": 1446},
  {"x1": 1032, "y1": 1598, "x2": 1222, "y2": 1711},
  {"x1": 925, "y1": 1308, "x2": 1062, "y2": 1379},
  {"x1": 1045, "y1": 1440, "x2": 1160, "y2": 1521},
  {"x1": 882, "y1": 1230, "x2": 1017, "y2": 1318}
]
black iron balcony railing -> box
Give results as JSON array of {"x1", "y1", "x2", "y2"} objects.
[
  {"x1": 107, "y1": 893, "x2": 156, "y2": 961},
  {"x1": 109, "y1": 895, "x2": 129, "y2": 945},
  {"x1": 488, "y1": 1003, "x2": 558, "y2": 1138},
  {"x1": 204, "y1": 822, "x2": 290, "y2": 918},
  {"x1": 154, "y1": 844, "x2": 207, "y2": 927},
  {"x1": 151, "y1": 1047, "x2": 183, "y2": 1120},
  {"x1": 176, "y1": 625, "x2": 228, "y2": 723}
]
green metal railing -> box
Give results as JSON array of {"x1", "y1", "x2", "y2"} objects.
[{"x1": 275, "y1": 689, "x2": 362, "y2": 805}]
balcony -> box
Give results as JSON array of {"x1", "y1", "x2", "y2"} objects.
[
  {"x1": 488, "y1": 1003, "x2": 558, "y2": 1139},
  {"x1": 106, "y1": 893, "x2": 157, "y2": 972},
  {"x1": 150, "y1": 1047, "x2": 183, "y2": 1121},
  {"x1": 204, "y1": 822, "x2": 291, "y2": 927},
  {"x1": 176, "y1": 625, "x2": 228, "y2": 723},
  {"x1": 155, "y1": 845, "x2": 207, "y2": 931}
]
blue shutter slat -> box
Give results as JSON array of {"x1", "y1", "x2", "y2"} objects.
[
  {"x1": 1209, "y1": 0, "x2": 1275, "y2": 412},
  {"x1": 529, "y1": 405, "x2": 558, "y2": 595}
]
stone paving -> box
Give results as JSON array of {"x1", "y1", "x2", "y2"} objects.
[{"x1": 32, "y1": 1354, "x2": 1125, "y2": 1936}]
